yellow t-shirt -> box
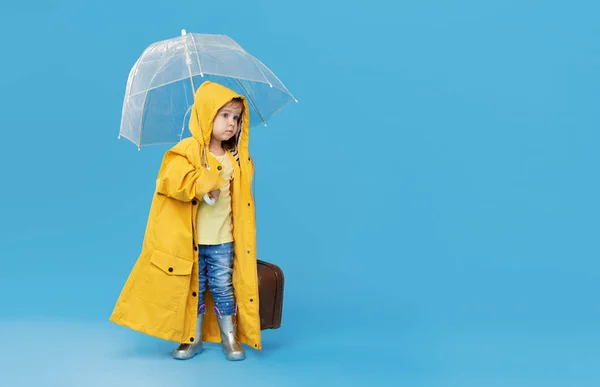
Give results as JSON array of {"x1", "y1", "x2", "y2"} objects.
[{"x1": 196, "y1": 152, "x2": 234, "y2": 245}]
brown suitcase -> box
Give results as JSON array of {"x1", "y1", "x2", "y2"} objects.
[{"x1": 257, "y1": 259, "x2": 284, "y2": 330}]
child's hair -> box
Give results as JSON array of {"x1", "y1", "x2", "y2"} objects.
[{"x1": 221, "y1": 97, "x2": 245, "y2": 152}]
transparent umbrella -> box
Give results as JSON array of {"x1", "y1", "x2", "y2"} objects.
[{"x1": 118, "y1": 30, "x2": 298, "y2": 149}]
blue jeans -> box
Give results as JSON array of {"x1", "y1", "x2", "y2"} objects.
[{"x1": 197, "y1": 242, "x2": 236, "y2": 316}]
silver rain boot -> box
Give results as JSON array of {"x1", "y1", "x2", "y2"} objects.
[
  {"x1": 217, "y1": 315, "x2": 246, "y2": 361},
  {"x1": 172, "y1": 314, "x2": 204, "y2": 360}
]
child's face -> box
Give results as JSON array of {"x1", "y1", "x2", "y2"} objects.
[{"x1": 212, "y1": 102, "x2": 243, "y2": 143}]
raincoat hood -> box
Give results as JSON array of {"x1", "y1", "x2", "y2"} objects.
[{"x1": 189, "y1": 81, "x2": 250, "y2": 164}]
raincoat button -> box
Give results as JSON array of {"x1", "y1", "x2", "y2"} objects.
[
  {"x1": 192, "y1": 199, "x2": 197, "y2": 205},
  {"x1": 250, "y1": 298, "x2": 253, "y2": 302},
  {"x1": 194, "y1": 246, "x2": 198, "y2": 251},
  {"x1": 190, "y1": 337, "x2": 194, "y2": 342},
  {"x1": 217, "y1": 165, "x2": 222, "y2": 170},
  {"x1": 192, "y1": 292, "x2": 197, "y2": 297},
  {"x1": 168, "y1": 267, "x2": 173, "y2": 272}
]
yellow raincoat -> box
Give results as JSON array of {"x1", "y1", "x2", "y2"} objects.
[{"x1": 110, "y1": 81, "x2": 261, "y2": 350}]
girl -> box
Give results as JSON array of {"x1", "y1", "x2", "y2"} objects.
[{"x1": 110, "y1": 81, "x2": 261, "y2": 361}]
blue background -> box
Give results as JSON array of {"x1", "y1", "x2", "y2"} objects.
[{"x1": 1, "y1": 0, "x2": 599, "y2": 386}]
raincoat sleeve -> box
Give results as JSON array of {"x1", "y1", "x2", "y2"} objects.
[{"x1": 155, "y1": 148, "x2": 225, "y2": 202}]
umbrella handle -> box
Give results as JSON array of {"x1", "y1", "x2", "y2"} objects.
[{"x1": 203, "y1": 193, "x2": 216, "y2": 206}]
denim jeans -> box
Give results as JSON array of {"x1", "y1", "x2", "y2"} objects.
[{"x1": 197, "y1": 242, "x2": 236, "y2": 316}]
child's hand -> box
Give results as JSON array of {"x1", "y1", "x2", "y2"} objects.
[{"x1": 208, "y1": 189, "x2": 220, "y2": 200}]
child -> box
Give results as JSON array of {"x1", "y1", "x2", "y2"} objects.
[{"x1": 110, "y1": 81, "x2": 262, "y2": 361}]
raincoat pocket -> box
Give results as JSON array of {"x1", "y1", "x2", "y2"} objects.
[{"x1": 136, "y1": 250, "x2": 193, "y2": 312}]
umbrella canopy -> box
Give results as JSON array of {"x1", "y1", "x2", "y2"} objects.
[{"x1": 118, "y1": 30, "x2": 297, "y2": 149}]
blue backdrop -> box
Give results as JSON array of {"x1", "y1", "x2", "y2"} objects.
[{"x1": 1, "y1": 0, "x2": 599, "y2": 386}]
